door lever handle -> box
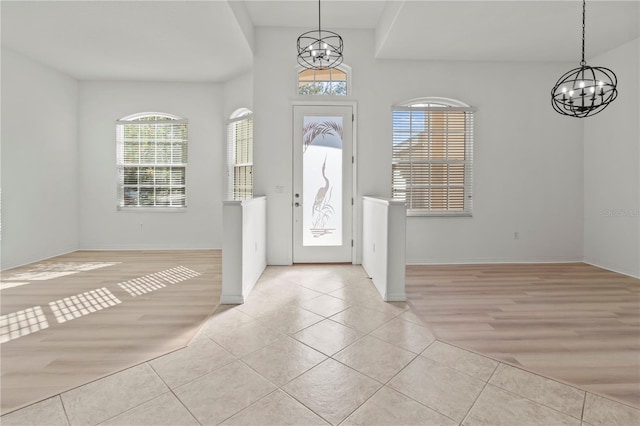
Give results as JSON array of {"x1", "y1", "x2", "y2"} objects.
[{"x1": 295, "y1": 202, "x2": 302, "y2": 207}]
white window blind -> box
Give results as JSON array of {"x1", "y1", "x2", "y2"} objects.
[
  {"x1": 227, "y1": 113, "x2": 253, "y2": 200},
  {"x1": 116, "y1": 114, "x2": 188, "y2": 208},
  {"x1": 392, "y1": 103, "x2": 474, "y2": 216}
]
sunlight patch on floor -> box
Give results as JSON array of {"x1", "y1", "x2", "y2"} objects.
[
  {"x1": 0, "y1": 306, "x2": 49, "y2": 343},
  {"x1": 1, "y1": 262, "x2": 121, "y2": 288},
  {"x1": 0, "y1": 282, "x2": 31, "y2": 290},
  {"x1": 49, "y1": 288, "x2": 122, "y2": 323},
  {"x1": 118, "y1": 266, "x2": 201, "y2": 297}
]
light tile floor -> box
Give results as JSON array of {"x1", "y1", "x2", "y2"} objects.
[{"x1": 2, "y1": 264, "x2": 639, "y2": 426}]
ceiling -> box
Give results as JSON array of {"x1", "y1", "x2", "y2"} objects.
[
  {"x1": 1, "y1": 1, "x2": 254, "y2": 82},
  {"x1": 244, "y1": 0, "x2": 389, "y2": 29},
  {"x1": 1, "y1": 1, "x2": 638, "y2": 82},
  {"x1": 375, "y1": 1, "x2": 639, "y2": 62}
]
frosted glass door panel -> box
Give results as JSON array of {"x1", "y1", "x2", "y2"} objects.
[
  {"x1": 292, "y1": 105, "x2": 353, "y2": 263},
  {"x1": 303, "y1": 116, "x2": 343, "y2": 246}
]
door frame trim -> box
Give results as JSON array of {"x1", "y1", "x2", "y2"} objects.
[{"x1": 291, "y1": 100, "x2": 358, "y2": 264}]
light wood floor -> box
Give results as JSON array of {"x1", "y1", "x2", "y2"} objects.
[
  {"x1": 406, "y1": 263, "x2": 640, "y2": 408},
  {"x1": 0, "y1": 250, "x2": 221, "y2": 415}
]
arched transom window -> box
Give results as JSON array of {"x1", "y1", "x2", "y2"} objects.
[{"x1": 298, "y1": 66, "x2": 348, "y2": 96}]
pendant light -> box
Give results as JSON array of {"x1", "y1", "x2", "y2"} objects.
[
  {"x1": 297, "y1": 0, "x2": 344, "y2": 70},
  {"x1": 551, "y1": 0, "x2": 618, "y2": 118}
]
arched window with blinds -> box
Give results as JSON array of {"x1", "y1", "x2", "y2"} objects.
[
  {"x1": 116, "y1": 112, "x2": 188, "y2": 209},
  {"x1": 392, "y1": 98, "x2": 475, "y2": 216},
  {"x1": 227, "y1": 108, "x2": 253, "y2": 200}
]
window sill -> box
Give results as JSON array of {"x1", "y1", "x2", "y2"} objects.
[
  {"x1": 407, "y1": 211, "x2": 472, "y2": 218},
  {"x1": 117, "y1": 207, "x2": 187, "y2": 213}
]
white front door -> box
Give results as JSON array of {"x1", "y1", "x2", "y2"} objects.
[{"x1": 293, "y1": 105, "x2": 353, "y2": 263}]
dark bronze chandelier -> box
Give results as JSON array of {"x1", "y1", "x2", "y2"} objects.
[
  {"x1": 297, "y1": 0, "x2": 344, "y2": 70},
  {"x1": 551, "y1": 0, "x2": 618, "y2": 118}
]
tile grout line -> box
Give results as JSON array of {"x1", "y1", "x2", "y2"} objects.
[
  {"x1": 363, "y1": 339, "x2": 461, "y2": 425},
  {"x1": 486, "y1": 368, "x2": 587, "y2": 420},
  {"x1": 212, "y1": 387, "x2": 282, "y2": 426},
  {"x1": 58, "y1": 394, "x2": 72, "y2": 426},
  {"x1": 382, "y1": 381, "x2": 460, "y2": 424},
  {"x1": 146, "y1": 362, "x2": 204, "y2": 426},
  {"x1": 459, "y1": 360, "x2": 501, "y2": 425},
  {"x1": 286, "y1": 331, "x2": 338, "y2": 357},
  {"x1": 475, "y1": 364, "x2": 590, "y2": 422},
  {"x1": 277, "y1": 381, "x2": 335, "y2": 425},
  {"x1": 92, "y1": 390, "x2": 174, "y2": 426},
  {"x1": 83, "y1": 363, "x2": 176, "y2": 425},
  {"x1": 335, "y1": 386, "x2": 388, "y2": 426},
  {"x1": 420, "y1": 341, "x2": 507, "y2": 385},
  {"x1": 333, "y1": 382, "x2": 385, "y2": 426}
]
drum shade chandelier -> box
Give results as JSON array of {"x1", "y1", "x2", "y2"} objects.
[
  {"x1": 297, "y1": 0, "x2": 344, "y2": 70},
  {"x1": 551, "y1": 0, "x2": 618, "y2": 118}
]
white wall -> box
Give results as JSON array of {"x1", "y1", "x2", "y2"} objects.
[
  {"x1": 78, "y1": 81, "x2": 224, "y2": 249},
  {"x1": 253, "y1": 28, "x2": 299, "y2": 264},
  {"x1": 1, "y1": 48, "x2": 79, "y2": 269},
  {"x1": 584, "y1": 38, "x2": 640, "y2": 278},
  {"x1": 254, "y1": 27, "x2": 584, "y2": 265},
  {"x1": 223, "y1": 71, "x2": 253, "y2": 120}
]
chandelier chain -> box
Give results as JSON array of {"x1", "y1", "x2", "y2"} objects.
[
  {"x1": 550, "y1": 0, "x2": 618, "y2": 118},
  {"x1": 296, "y1": 0, "x2": 344, "y2": 70},
  {"x1": 581, "y1": 0, "x2": 586, "y2": 65}
]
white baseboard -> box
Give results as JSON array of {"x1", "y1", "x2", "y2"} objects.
[
  {"x1": 220, "y1": 295, "x2": 244, "y2": 304},
  {"x1": 406, "y1": 257, "x2": 583, "y2": 266},
  {"x1": 79, "y1": 245, "x2": 220, "y2": 251},
  {"x1": 406, "y1": 257, "x2": 639, "y2": 279},
  {"x1": 583, "y1": 259, "x2": 640, "y2": 279},
  {"x1": 385, "y1": 293, "x2": 407, "y2": 302}
]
